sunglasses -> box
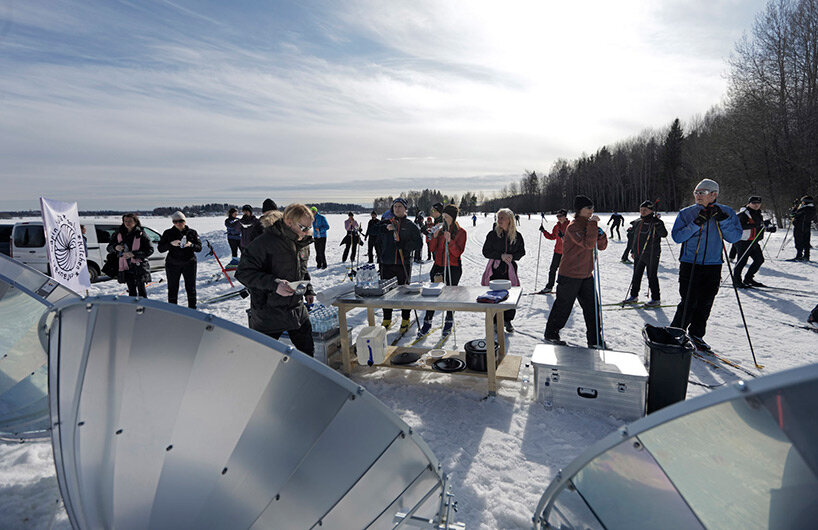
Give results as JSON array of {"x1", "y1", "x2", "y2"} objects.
[
  {"x1": 694, "y1": 190, "x2": 714, "y2": 196},
  {"x1": 297, "y1": 222, "x2": 311, "y2": 233},
  {"x1": 173, "y1": 219, "x2": 185, "y2": 224}
]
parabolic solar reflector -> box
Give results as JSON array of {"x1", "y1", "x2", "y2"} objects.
[
  {"x1": 533, "y1": 364, "x2": 818, "y2": 529},
  {"x1": 0, "y1": 254, "x2": 78, "y2": 438},
  {"x1": 45, "y1": 296, "x2": 447, "y2": 529}
]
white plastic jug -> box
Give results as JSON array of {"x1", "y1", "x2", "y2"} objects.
[{"x1": 356, "y1": 326, "x2": 388, "y2": 366}]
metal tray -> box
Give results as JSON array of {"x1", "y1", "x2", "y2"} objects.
[{"x1": 355, "y1": 277, "x2": 398, "y2": 297}]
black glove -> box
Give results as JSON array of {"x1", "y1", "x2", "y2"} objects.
[
  {"x1": 693, "y1": 208, "x2": 711, "y2": 226},
  {"x1": 539, "y1": 225, "x2": 545, "y2": 233},
  {"x1": 598, "y1": 227, "x2": 604, "y2": 237},
  {"x1": 711, "y1": 204, "x2": 729, "y2": 222}
]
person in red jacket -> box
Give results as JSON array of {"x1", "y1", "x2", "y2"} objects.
[
  {"x1": 417, "y1": 204, "x2": 467, "y2": 338},
  {"x1": 537, "y1": 209, "x2": 570, "y2": 294},
  {"x1": 544, "y1": 195, "x2": 608, "y2": 348}
]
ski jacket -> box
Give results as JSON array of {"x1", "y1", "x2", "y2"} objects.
[
  {"x1": 344, "y1": 218, "x2": 360, "y2": 234},
  {"x1": 224, "y1": 217, "x2": 242, "y2": 240},
  {"x1": 738, "y1": 208, "x2": 764, "y2": 242},
  {"x1": 482, "y1": 229, "x2": 525, "y2": 280},
  {"x1": 373, "y1": 216, "x2": 422, "y2": 266},
  {"x1": 235, "y1": 212, "x2": 316, "y2": 335},
  {"x1": 558, "y1": 217, "x2": 607, "y2": 279},
  {"x1": 364, "y1": 218, "x2": 379, "y2": 239},
  {"x1": 631, "y1": 214, "x2": 667, "y2": 262},
  {"x1": 428, "y1": 222, "x2": 466, "y2": 267},
  {"x1": 239, "y1": 213, "x2": 258, "y2": 248},
  {"x1": 607, "y1": 213, "x2": 624, "y2": 227},
  {"x1": 158, "y1": 225, "x2": 203, "y2": 265},
  {"x1": 541, "y1": 219, "x2": 570, "y2": 254},
  {"x1": 312, "y1": 213, "x2": 329, "y2": 239},
  {"x1": 672, "y1": 202, "x2": 742, "y2": 265},
  {"x1": 793, "y1": 203, "x2": 817, "y2": 235}
]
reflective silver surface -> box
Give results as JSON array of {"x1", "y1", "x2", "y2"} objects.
[
  {"x1": 533, "y1": 365, "x2": 818, "y2": 529},
  {"x1": 0, "y1": 254, "x2": 78, "y2": 438},
  {"x1": 46, "y1": 296, "x2": 445, "y2": 529},
  {"x1": 337, "y1": 285, "x2": 522, "y2": 312}
]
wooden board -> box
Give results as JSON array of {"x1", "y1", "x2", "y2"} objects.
[{"x1": 351, "y1": 346, "x2": 521, "y2": 381}]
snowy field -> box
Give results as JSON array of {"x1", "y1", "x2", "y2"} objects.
[{"x1": 1, "y1": 211, "x2": 816, "y2": 529}]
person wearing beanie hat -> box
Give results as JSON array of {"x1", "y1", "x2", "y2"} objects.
[
  {"x1": 621, "y1": 200, "x2": 667, "y2": 306},
  {"x1": 262, "y1": 198, "x2": 277, "y2": 213},
  {"x1": 417, "y1": 204, "x2": 467, "y2": 339},
  {"x1": 363, "y1": 210, "x2": 380, "y2": 263},
  {"x1": 669, "y1": 178, "x2": 742, "y2": 351},
  {"x1": 536, "y1": 208, "x2": 570, "y2": 294},
  {"x1": 249, "y1": 199, "x2": 279, "y2": 241},
  {"x1": 239, "y1": 204, "x2": 259, "y2": 251},
  {"x1": 792, "y1": 195, "x2": 817, "y2": 260},
  {"x1": 341, "y1": 212, "x2": 362, "y2": 263},
  {"x1": 311, "y1": 206, "x2": 330, "y2": 269},
  {"x1": 225, "y1": 207, "x2": 242, "y2": 262},
  {"x1": 544, "y1": 198, "x2": 607, "y2": 347},
  {"x1": 372, "y1": 198, "x2": 422, "y2": 331},
  {"x1": 732, "y1": 195, "x2": 773, "y2": 286},
  {"x1": 607, "y1": 211, "x2": 624, "y2": 240},
  {"x1": 158, "y1": 211, "x2": 202, "y2": 309},
  {"x1": 482, "y1": 208, "x2": 525, "y2": 333}
]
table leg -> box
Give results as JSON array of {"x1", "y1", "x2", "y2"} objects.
[
  {"x1": 485, "y1": 311, "x2": 497, "y2": 396},
  {"x1": 338, "y1": 306, "x2": 352, "y2": 374},
  {"x1": 367, "y1": 307, "x2": 376, "y2": 326},
  {"x1": 497, "y1": 310, "x2": 506, "y2": 359}
]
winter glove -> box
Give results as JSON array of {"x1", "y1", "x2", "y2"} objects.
[
  {"x1": 598, "y1": 228, "x2": 605, "y2": 237},
  {"x1": 711, "y1": 204, "x2": 729, "y2": 222},
  {"x1": 693, "y1": 208, "x2": 711, "y2": 226},
  {"x1": 539, "y1": 225, "x2": 545, "y2": 233}
]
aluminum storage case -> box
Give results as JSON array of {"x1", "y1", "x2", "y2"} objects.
[{"x1": 532, "y1": 344, "x2": 647, "y2": 420}]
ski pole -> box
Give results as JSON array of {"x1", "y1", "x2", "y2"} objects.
[
  {"x1": 206, "y1": 239, "x2": 234, "y2": 287},
  {"x1": 444, "y1": 231, "x2": 457, "y2": 348},
  {"x1": 398, "y1": 247, "x2": 421, "y2": 331},
  {"x1": 593, "y1": 241, "x2": 605, "y2": 349},
  {"x1": 679, "y1": 225, "x2": 704, "y2": 330},
  {"x1": 716, "y1": 223, "x2": 763, "y2": 370},
  {"x1": 719, "y1": 226, "x2": 765, "y2": 288},
  {"x1": 776, "y1": 219, "x2": 792, "y2": 258}
]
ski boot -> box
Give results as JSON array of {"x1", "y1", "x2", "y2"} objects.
[
  {"x1": 743, "y1": 278, "x2": 766, "y2": 288},
  {"x1": 227, "y1": 257, "x2": 240, "y2": 267},
  {"x1": 416, "y1": 318, "x2": 433, "y2": 339},
  {"x1": 543, "y1": 331, "x2": 566, "y2": 346},
  {"x1": 689, "y1": 335, "x2": 712, "y2": 352},
  {"x1": 621, "y1": 295, "x2": 639, "y2": 305},
  {"x1": 442, "y1": 318, "x2": 454, "y2": 336},
  {"x1": 620, "y1": 258, "x2": 633, "y2": 264},
  {"x1": 504, "y1": 321, "x2": 514, "y2": 333},
  {"x1": 399, "y1": 319, "x2": 411, "y2": 334},
  {"x1": 587, "y1": 341, "x2": 608, "y2": 349},
  {"x1": 643, "y1": 299, "x2": 662, "y2": 307},
  {"x1": 381, "y1": 319, "x2": 392, "y2": 329},
  {"x1": 537, "y1": 286, "x2": 553, "y2": 294}
]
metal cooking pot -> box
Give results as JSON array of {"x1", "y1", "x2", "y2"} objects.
[{"x1": 464, "y1": 339, "x2": 500, "y2": 372}]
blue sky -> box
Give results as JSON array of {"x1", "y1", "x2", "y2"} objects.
[{"x1": 0, "y1": 0, "x2": 764, "y2": 210}]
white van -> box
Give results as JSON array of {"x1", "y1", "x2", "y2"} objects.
[{"x1": 11, "y1": 221, "x2": 166, "y2": 281}]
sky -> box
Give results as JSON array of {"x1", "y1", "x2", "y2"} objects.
[{"x1": 0, "y1": 0, "x2": 766, "y2": 211}]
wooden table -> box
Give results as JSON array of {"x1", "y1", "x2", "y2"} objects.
[{"x1": 333, "y1": 286, "x2": 522, "y2": 395}]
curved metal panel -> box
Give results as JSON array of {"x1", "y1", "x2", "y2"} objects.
[
  {"x1": 45, "y1": 296, "x2": 445, "y2": 529},
  {"x1": 0, "y1": 254, "x2": 79, "y2": 438},
  {"x1": 533, "y1": 365, "x2": 818, "y2": 529}
]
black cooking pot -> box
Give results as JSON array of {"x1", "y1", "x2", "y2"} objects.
[{"x1": 464, "y1": 339, "x2": 501, "y2": 372}]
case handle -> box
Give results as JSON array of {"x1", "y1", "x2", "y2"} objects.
[{"x1": 576, "y1": 387, "x2": 598, "y2": 399}]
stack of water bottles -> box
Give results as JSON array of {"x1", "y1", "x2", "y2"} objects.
[
  {"x1": 309, "y1": 303, "x2": 339, "y2": 336},
  {"x1": 355, "y1": 264, "x2": 379, "y2": 288}
]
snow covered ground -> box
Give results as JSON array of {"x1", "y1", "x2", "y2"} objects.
[{"x1": 1, "y1": 211, "x2": 816, "y2": 529}]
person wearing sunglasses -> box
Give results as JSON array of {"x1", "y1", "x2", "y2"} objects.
[
  {"x1": 235, "y1": 203, "x2": 317, "y2": 357},
  {"x1": 670, "y1": 178, "x2": 742, "y2": 352},
  {"x1": 158, "y1": 211, "x2": 203, "y2": 309}
]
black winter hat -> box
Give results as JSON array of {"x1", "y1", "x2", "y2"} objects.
[
  {"x1": 573, "y1": 195, "x2": 593, "y2": 212},
  {"x1": 748, "y1": 196, "x2": 762, "y2": 204},
  {"x1": 432, "y1": 202, "x2": 444, "y2": 213},
  {"x1": 262, "y1": 198, "x2": 277, "y2": 212},
  {"x1": 242, "y1": 204, "x2": 253, "y2": 213},
  {"x1": 640, "y1": 200, "x2": 654, "y2": 209},
  {"x1": 556, "y1": 209, "x2": 568, "y2": 217},
  {"x1": 443, "y1": 204, "x2": 459, "y2": 219}
]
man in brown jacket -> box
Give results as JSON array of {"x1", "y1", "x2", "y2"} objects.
[{"x1": 544, "y1": 195, "x2": 608, "y2": 347}]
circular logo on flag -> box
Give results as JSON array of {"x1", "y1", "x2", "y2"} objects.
[{"x1": 48, "y1": 214, "x2": 85, "y2": 281}]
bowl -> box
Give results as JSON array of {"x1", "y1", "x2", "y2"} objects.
[
  {"x1": 426, "y1": 348, "x2": 446, "y2": 360},
  {"x1": 489, "y1": 279, "x2": 512, "y2": 291}
]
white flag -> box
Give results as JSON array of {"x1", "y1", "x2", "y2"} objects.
[{"x1": 40, "y1": 197, "x2": 91, "y2": 291}]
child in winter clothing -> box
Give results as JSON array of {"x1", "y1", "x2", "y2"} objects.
[{"x1": 537, "y1": 208, "x2": 569, "y2": 293}]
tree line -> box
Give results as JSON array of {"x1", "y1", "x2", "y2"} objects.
[
  {"x1": 483, "y1": 0, "x2": 816, "y2": 223},
  {"x1": 373, "y1": 189, "x2": 480, "y2": 216}
]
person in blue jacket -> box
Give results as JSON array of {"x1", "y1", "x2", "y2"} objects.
[
  {"x1": 311, "y1": 206, "x2": 330, "y2": 269},
  {"x1": 224, "y1": 207, "x2": 242, "y2": 265},
  {"x1": 670, "y1": 178, "x2": 742, "y2": 351}
]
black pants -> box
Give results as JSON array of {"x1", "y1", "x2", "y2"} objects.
[
  {"x1": 733, "y1": 240, "x2": 764, "y2": 282},
  {"x1": 228, "y1": 238, "x2": 241, "y2": 258},
  {"x1": 794, "y1": 230, "x2": 811, "y2": 259},
  {"x1": 671, "y1": 262, "x2": 721, "y2": 338},
  {"x1": 381, "y1": 263, "x2": 411, "y2": 321},
  {"x1": 621, "y1": 237, "x2": 633, "y2": 260},
  {"x1": 342, "y1": 236, "x2": 359, "y2": 262},
  {"x1": 610, "y1": 224, "x2": 621, "y2": 240},
  {"x1": 630, "y1": 254, "x2": 661, "y2": 300},
  {"x1": 125, "y1": 273, "x2": 147, "y2": 297},
  {"x1": 266, "y1": 318, "x2": 314, "y2": 357},
  {"x1": 314, "y1": 237, "x2": 327, "y2": 268},
  {"x1": 166, "y1": 259, "x2": 197, "y2": 308},
  {"x1": 367, "y1": 238, "x2": 378, "y2": 263},
  {"x1": 545, "y1": 252, "x2": 562, "y2": 289},
  {"x1": 545, "y1": 275, "x2": 602, "y2": 345},
  {"x1": 424, "y1": 264, "x2": 462, "y2": 322}
]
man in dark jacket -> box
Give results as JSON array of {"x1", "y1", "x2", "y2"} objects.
[
  {"x1": 607, "y1": 212, "x2": 624, "y2": 240},
  {"x1": 733, "y1": 196, "x2": 774, "y2": 286},
  {"x1": 363, "y1": 211, "x2": 380, "y2": 263},
  {"x1": 239, "y1": 204, "x2": 258, "y2": 252},
  {"x1": 158, "y1": 211, "x2": 203, "y2": 309},
  {"x1": 235, "y1": 204, "x2": 316, "y2": 357},
  {"x1": 374, "y1": 197, "x2": 422, "y2": 332},
  {"x1": 792, "y1": 195, "x2": 816, "y2": 261},
  {"x1": 622, "y1": 201, "x2": 667, "y2": 305}
]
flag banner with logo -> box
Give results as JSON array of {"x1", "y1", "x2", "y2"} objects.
[{"x1": 40, "y1": 197, "x2": 91, "y2": 291}]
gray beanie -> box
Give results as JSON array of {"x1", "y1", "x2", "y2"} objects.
[{"x1": 695, "y1": 178, "x2": 719, "y2": 193}]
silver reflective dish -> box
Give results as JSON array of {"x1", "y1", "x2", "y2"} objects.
[
  {"x1": 45, "y1": 296, "x2": 448, "y2": 529},
  {"x1": 0, "y1": 254, "x2": 78, "y2": 439},
  {"x1": 533, "y1": 365, "x2": 818, "y2": 529}
]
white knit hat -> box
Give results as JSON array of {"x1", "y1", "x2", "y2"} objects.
[
  {"x1": 694, "y1": 178, "x2": 719, "y2": 193},
  {"x1": 171, "y1": 211, "x2": 186, "y2": 221}
]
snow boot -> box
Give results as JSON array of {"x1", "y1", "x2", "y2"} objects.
[
  {"x1": 621, "y1": 258, "x2": 633, "y2": 264},
  {"x1": 399, "y1": 319, "x2": 411, "y2": 334},
  {"x1": 743, "y1": 278, "x2": 766, "y2": 288},
  {"x1": 442, "y1": 318, "x2": 454, "y2": 336},
  {"x1": 504, "y1": 321, "x2": 514, "y2": 333},
  {"x1": 622, "y1": 295, "x2": 639, "y2": 304},
  {"x1": 587, "y1": 341, "x2": 608, "y2": 349},
  {"x1": 537, "y1": 286, "x2": 553, "y2": 294},
  {"x1": 543, "y1": 331, "x2": 566, "y2": 346},
  {"x1": 416, "y1": 318, "x2": 433, "y2": 339},
  {"x1": 644, "y1": 299, "x2": 662, "y2": 307},
  {"x1": 381, "y1": 318, "x2": 392, "y2": 329},
  {"x1": 689, "y1": 335, "x2": 712, "y2": 352}
]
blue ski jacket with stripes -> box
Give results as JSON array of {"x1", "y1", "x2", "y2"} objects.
[{"x1": 672, "y1": 202, "x2": 742, "y2": 265}]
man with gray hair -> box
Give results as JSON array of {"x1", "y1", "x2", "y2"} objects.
[{"x1": 670, "y1": 178, "x2": 742, "y2": 352}]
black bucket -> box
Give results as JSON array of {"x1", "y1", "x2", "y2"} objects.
[
  {"x1": 464, "y1": 339, "x2": 501, "y2": 372},
  {"x1": 642, "y1": 325, "x2": 694, "y2": 413}
]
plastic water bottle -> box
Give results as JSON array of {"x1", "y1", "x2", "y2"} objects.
[{"x1": 179, "y1": 236, "x2": 186, "y2": 248}]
